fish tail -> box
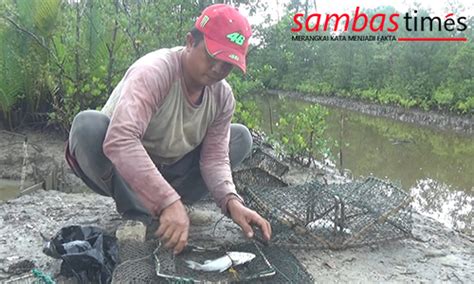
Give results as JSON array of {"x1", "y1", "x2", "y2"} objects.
[{"x1": 185, "y1": 260, "x2": 201, "y2": 270}]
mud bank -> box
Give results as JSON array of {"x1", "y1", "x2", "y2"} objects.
[
  {"x1": 0, "y1": 130, "x2": 87, "y2": 194},
  {"x1": 267, "y1": 90, "x2": 473, "y2": 135},
  {"x1": 1, "y1": 187, "x2": 472, "y2": 283}
]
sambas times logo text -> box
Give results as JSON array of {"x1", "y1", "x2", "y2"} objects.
[{"x1": 291, "y1": 7, "x2": 469, "y2": 42}]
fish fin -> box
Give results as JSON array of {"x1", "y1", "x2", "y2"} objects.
[
  {"x1": 185, "y1": 260, "x2": 201, "y2": 270},
  {"x1": 204, "y1": 259, "x2": 212, "y2": 264}
]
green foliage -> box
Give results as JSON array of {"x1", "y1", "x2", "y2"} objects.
[
  {"x1": 0, "y1": 0, "x2": 61, "y2": 128},
  {"x1": 434, "y1": 86, "x2": 454, "y2": 107},
  {"x1": 271, "y1": 104, "x2": 330, "y2": 166},
  {"x1": 248, "y1": 6, "x2": 473, "y2": 115},
  {"x1": 234, "y1": 100, "x2": 261, "y2": 130},
  {"x1": 360, "y1": 89, "x2": 378, "y2": 102},
  {"x1": 296, "y1": 81, "x2": 334, "y2": 95},
  {"x1": 0, "y1": 27, "x2": 20, "y2": 124},
  {"x1": 226, "y1": 70, "x2": 265, "y2": 130},
  {"x1": 456, "y1": 96, "x2": 474, "y2": 114},
  {"x1": 0, "y1": 0, "x2": 260, "y2": 130}
]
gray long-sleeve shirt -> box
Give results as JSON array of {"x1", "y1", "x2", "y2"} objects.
[{"x1": 101, "y1": 47, "x2": 239, "y2": 217}]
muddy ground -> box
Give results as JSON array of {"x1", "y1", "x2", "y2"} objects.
[{"x1": 0, "y1": 130, "x2": 473, "y2": 283}]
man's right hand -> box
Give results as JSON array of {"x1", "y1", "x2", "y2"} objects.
[{"x1": 155, "y1": 200, "x2": 189, "y2": 254}]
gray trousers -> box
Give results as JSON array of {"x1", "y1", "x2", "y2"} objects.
[{"x1": 69, "y1": 110, "x2": 252, "y2": 222}]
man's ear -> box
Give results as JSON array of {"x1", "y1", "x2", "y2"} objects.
[{"x1": 185, "y1": 32, "x2": 194, "y2": 50}]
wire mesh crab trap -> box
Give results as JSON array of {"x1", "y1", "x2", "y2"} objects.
[
  {"x1": 233, "y1": 148, "x2": 289, "y2": 190},
  {"x1": 153, "y1": 242, "x2": 275, "y2": 283},
  {"x1": 111, "y1": 240, "x2": 314, "y2": 283},
  {"x1": 242, "y1": 177, "x2": 413, "y2": 250}
]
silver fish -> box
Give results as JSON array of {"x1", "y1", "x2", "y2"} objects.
[
  {"x1": 185, "y1": 251, "x2": 256, "y2": 272},
  {"x1": 306, "y1": 219, "x2": 352, "y2": 235}
]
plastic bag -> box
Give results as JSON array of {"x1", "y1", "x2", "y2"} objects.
[{"x1": 43, "y1": 225, "x2": 119, "y2": 284}]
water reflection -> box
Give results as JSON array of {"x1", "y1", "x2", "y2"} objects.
[
  {"x1": 334, "y1": 112, "x2": 474, "y2": 191},
  {"x1": 411, "y1": 179, "x2": 472, "y2": 234}
]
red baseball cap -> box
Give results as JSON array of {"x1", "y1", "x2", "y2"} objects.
[{"x1": 195, "y1": 4, "x2": 252, "y2": 73}]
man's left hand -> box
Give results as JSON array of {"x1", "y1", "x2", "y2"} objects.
[{"x1": 227, "y1": 199, "x2": 272, "y2": 241}]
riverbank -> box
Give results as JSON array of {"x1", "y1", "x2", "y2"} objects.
[
  {"x1": 0, "y1": 129, "x2": 473, "y2": 283},
  {"x1": 268, "y1": 90, "x2": 474, "y2": 135}
]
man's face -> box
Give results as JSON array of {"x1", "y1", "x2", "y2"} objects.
[{"x1": 186, "y1": 39, "x2": 234, "y2": 86}]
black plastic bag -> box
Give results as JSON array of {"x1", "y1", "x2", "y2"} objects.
[{"x1": 43, "y1": 225, "x2": 119, "y2": 284}]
